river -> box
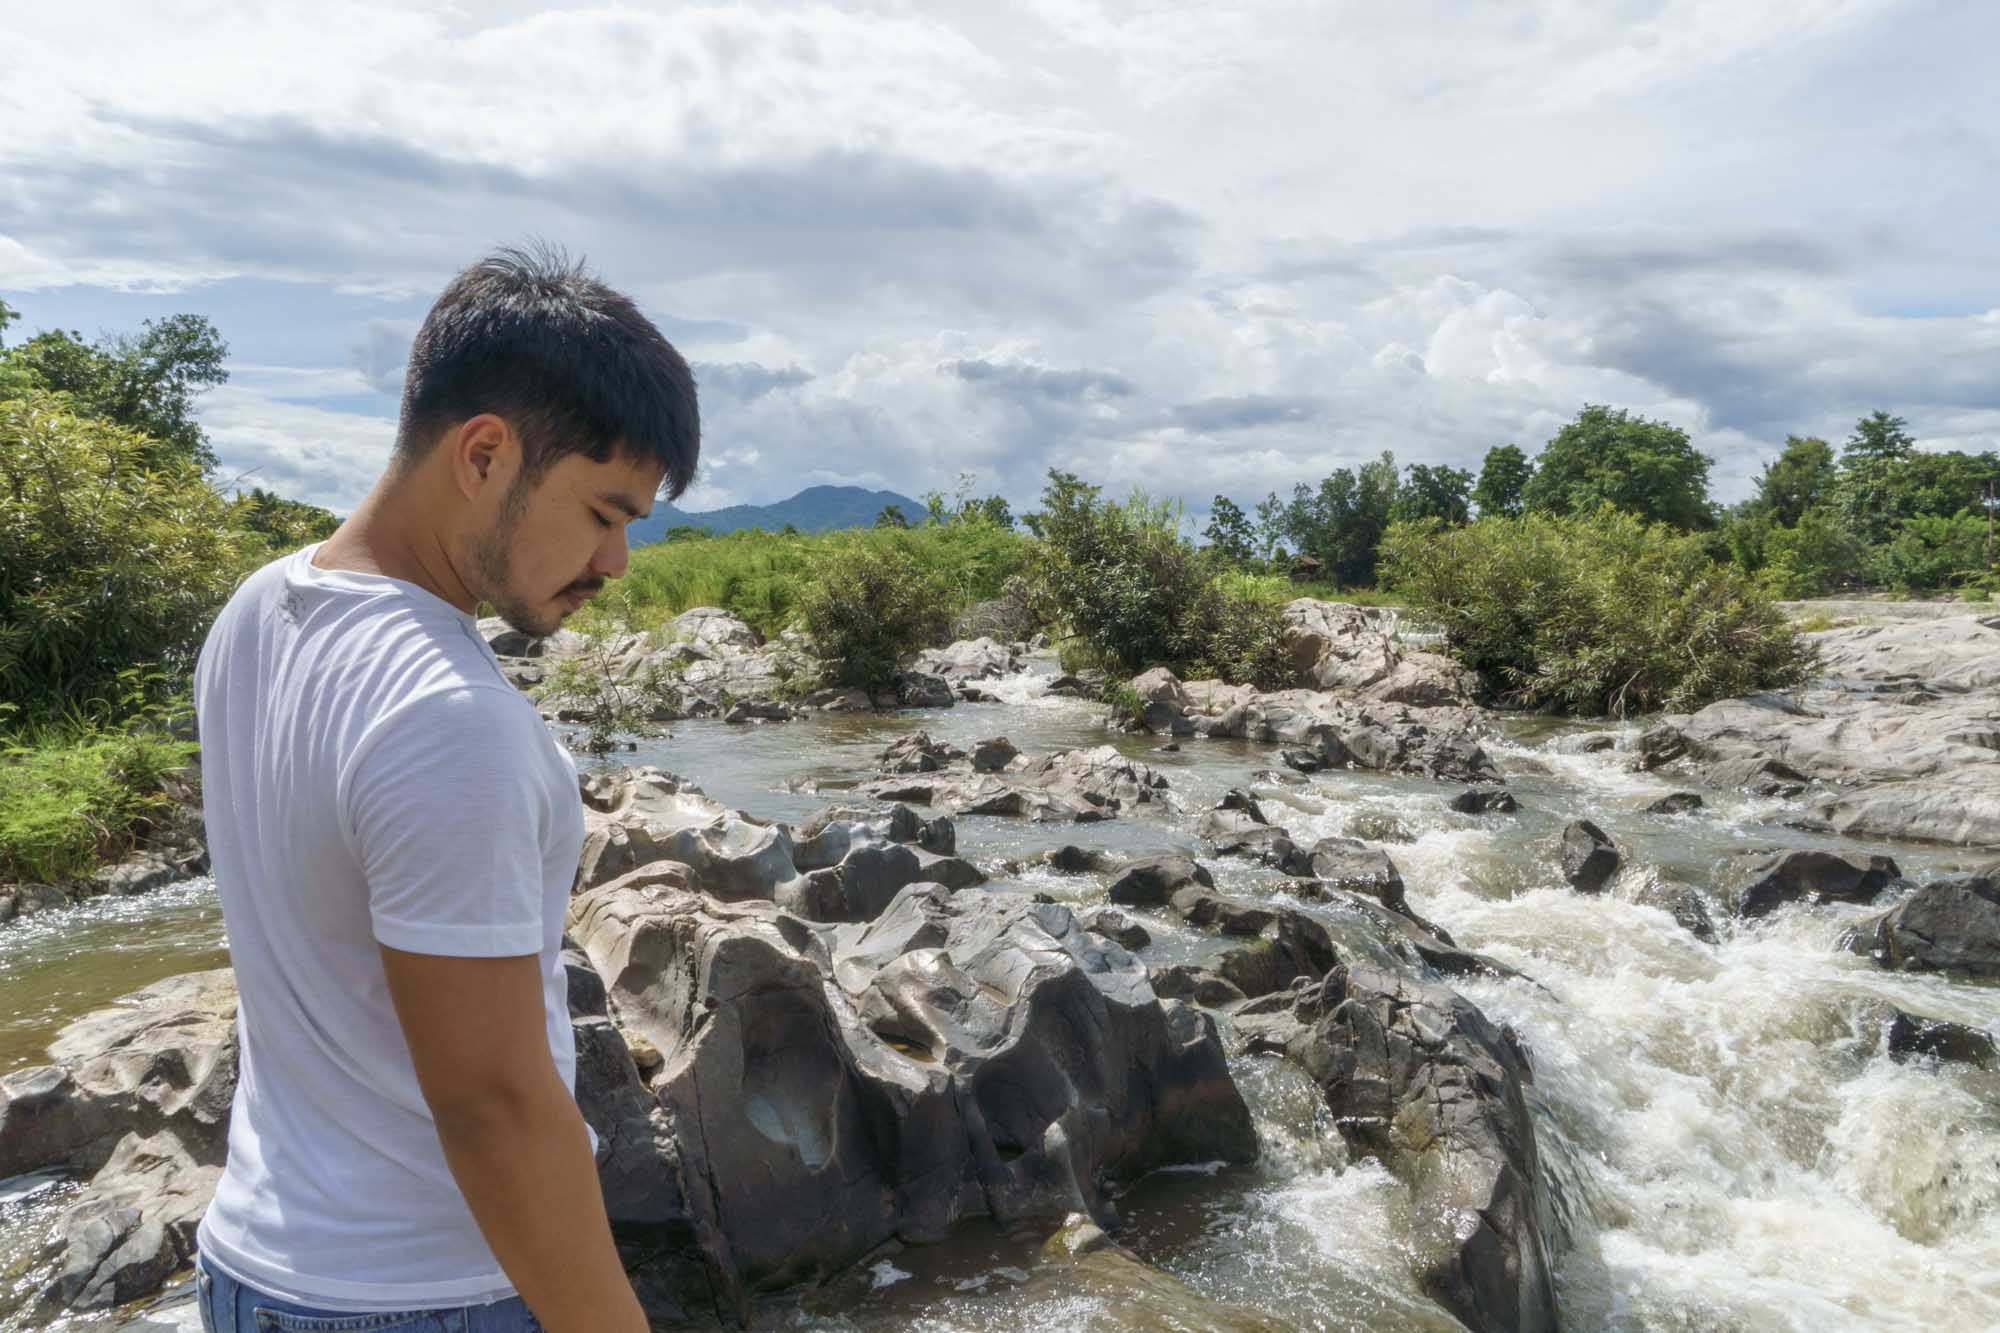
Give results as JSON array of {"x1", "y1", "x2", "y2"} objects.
[{"x1": 3, "y1": 661, "x2": 1996, "y2": 1330}]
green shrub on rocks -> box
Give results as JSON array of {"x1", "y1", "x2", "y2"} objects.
[
  {"x1": 1380, "y1": 507, "x2": 1815, "y2": 717},
  {"x1": 793, "y1": 537, "x2": 957, "y2": 688},
  {"x1": 1023, "y1": 471, "x2": 1293, "y2": 687},
  {"x1": 0, "y1": 713, "x2": 195, "y2": 883}
]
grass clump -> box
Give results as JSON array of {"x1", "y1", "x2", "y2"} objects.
[
  {"x1": 0, "y1": 711, "x2": 195, "y2": 884},
  {"x1": 1380, "y1": 507, "x2": 1815, "y2": 717}
]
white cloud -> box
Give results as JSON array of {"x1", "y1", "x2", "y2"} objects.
[{"x1": 8, "y1": 0, "x2": 1998, "y2": 516}]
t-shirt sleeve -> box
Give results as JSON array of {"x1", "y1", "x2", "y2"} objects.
[{"x1": 342, "y1": 686, "x2": 554, "y2": 958}]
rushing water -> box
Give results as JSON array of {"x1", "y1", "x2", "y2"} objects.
[{"x1": 4, "y1": 659, "x2": 1997, "y2": 1330}]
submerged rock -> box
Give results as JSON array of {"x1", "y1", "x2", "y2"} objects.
[
  {"x1": 1451, "y1": 787, "x2": 1520, "y2": 815},
  {"x1": 1842, "y1": 876, "x2": 2000, "y2": 979},
  {"x1": 1644, "y1": 792, "x2": 1704, "y2": 815},
  {"x1": 1235, "y1": 963, "x2": 1561, "y2": 1333},
  {"x1": 1885, "y1": 1009, "x2": 1996, "y2": 1068},
  {"x1": 1106, "y1": 855, "x2": 1213, "y2": 908}
]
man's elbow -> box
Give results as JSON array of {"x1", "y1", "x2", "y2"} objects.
[{"x1": 425, "y1": 1064, "x2": 568, "y2": 1148}]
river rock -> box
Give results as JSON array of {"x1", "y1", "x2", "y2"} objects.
[
  {"x1": 1215, "y1": 909, "x2": 1341, "y2": 999},
  {"x1": 1644, "y1": 792, "x2": 1704, "y2": 815},
  {"x1": 566, "y1": 880, "x2": 1257, "y2": 1300},
  {"x1": 1810, "y1": 614, "x2": 2000, "y2": 693},
  {"x1": 1128, "y1": 667, "x2": 1197, "y2": 735},
  {"x1": 1305, "y1": 838, "x2": 1410, "y2": 916},
  {"x1": 794, "y1": 803, "x2": 956, "y2": 859},
  {"x1": 1170, "y1": 887, "x2": 1279, "y2": 937},
  {"x1": 1235, "y1": 963, "x2": 1560, "y2": 1332},
  {"x1": 1559, "y1": 820, "x2": 1620, "y2": 895},
  {"x1": 1725, "y1": 848, "x2": 1899, "y2": 919},
  {"x1": 856, "y1": 746, "x2": 1172, "y2": 824},
  {"x1": 1842, "y1": 876, "x2": 2000, "y2": 979},
  {"x1": 1149, "y1": 964, "x2": 1247, "y2": 1007},
  {"x1": 1179, "y1": 685, "x2": 1499, "y2": 784},
  {"x1": 1032, "y1": 1214, "x2": 1295, "y2": 1331},
  {"x1": 1045, "y1": 846, "x2": 1117, "y2": 874},
  {"x1": 87, "y1": 854, "x2": 186, "y2": 899},
  {"x1": 1197, "y1": 810, "x2": 1312, "y2": 875},
  {"x1": 1076, "y1": 907, "x2": 1150, "y2": 951},
  {"x1": 880, "y1": 731, "x2": 967, "y2": 773},
  {"x1": 1884, "y1": 1009, "x2": 1996, "y2": 1067},
  {"x1": 1106, "y1": 855, "x2": 1213, "y2": 908},
  {"x1": 886, "y1": 669, "x2": 956, "y2": 710},
  {"x1": 1280, "y1": 600, "x2": 1481, "y2": 706},
  {"x1": 969, "y1": 736, "x2": 1019, "y2": 772},
  {"x1": 913, "y1": 637, "x2": 1019, "y2": 684},
  {"x1": 672, "y1": 607, "x2": 764, "y2": 652},
  {"x1": 1451, "y1": 787, "x2": 1519, "y2": 814},
  {"x1": 1632, "y1": 878, "x2": 1719, "y2": 944}
]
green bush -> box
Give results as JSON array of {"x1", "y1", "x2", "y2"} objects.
[
  {"x1": 1755, "y1": 509, "x2": 1868, "y2": 598},
  {"x1": 1023, "y1": 471, "x2": 1293, "y2": 687},
  {"x1": 0, "y1": 391, "x2": 251, "y2": 724},
  {"x1": 1380, "y1": 507, "x2": 1815, "y2": 717},
  {"x1": 0, "y1": 712, "x2": 195, "y2": 883},
  {"x1": 1871, "y1": 512, "x2": 1990, "y2": 593},
  {"x1": 793, "y1": 538, "x2": 956, "y2": 688}
]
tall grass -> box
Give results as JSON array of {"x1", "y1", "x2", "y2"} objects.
[
  {"x1": 0, "y1": 717, "x2": 195, "y2": 884},
  {"x1": 577, "y1": 522, "x2": 1028, "y2": 638}
]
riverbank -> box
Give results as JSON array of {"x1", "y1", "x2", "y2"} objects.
[{"x1": 3, "y1": 601, "x2": 1997, "y2": 1330}]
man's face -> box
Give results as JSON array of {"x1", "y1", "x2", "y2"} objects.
[{"x1": 466, "y1": 448, "x2": 664, "y2": 638}]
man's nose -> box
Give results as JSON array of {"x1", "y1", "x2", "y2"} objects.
[{"x1": 594, "y1": 523, "x2": 630, "y2": 580}]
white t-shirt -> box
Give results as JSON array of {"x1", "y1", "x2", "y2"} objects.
[{"x1": 193, "y1": 543, "x2": 584, "y2": 1310}]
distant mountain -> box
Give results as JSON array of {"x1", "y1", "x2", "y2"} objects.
[{"x1": 629, "y1": 485, "x2": 927, "y2": 545}]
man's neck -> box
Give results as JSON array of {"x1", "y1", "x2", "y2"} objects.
[{"x1": 312, "y1": 475, "x2": 479, "y2": 613}]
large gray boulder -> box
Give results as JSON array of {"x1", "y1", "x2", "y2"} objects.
[
  {"x1": 576, "y1": 768, "x2": 981, "y2": 923},
  {"x1": 1843, "y1": 876, "x2": 2000, "y2": 979},
  {"x1": 912, "y1": 636, "x2": 1020, "y2": 684},
  {"x1": 1808, "y1": 614, "x2": 2000, "y2": 693},
  {"x1": 671, "y1": 606, "x2": 764, "y2": 652},
  {"x1": 1181, "y1": 684, "x2": 1500, "y2": 784},
  {"x1": 567, "y1": 881, "x2": 1257, "y2": 1302},
  {"x1": 1280, "y1": 600, "x2": 1481, "y2": 707},
  {"x1": 855, "y1": 745, "x2": 1174, "y2": 824},
  {"x1": 1236, "y1": 963, "x2": 1560, "y2": 1333}
]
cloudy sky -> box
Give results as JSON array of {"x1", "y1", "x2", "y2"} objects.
[{"x1": 3, "y1": 1, "x2": 1996, "y2": 521}]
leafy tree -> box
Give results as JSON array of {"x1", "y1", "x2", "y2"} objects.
[
  {"x1": 1471, "y1": 444, "x2": 1533, "y2": 518},
  {"x1": 1, "y1": 314, "x2": 228, "y2": 472},
  {"x1": 1759, "y1": 510, "x2": 1867, "y2": 597},
  {"x1": 1873, "y1": 513, "x2": 1990, "y2": 593},
  {"x1": 1392, "y1": 462, "x2": 1473, "y2": 526},
  {"x1": 1253, "y1": 491, "x2": 1291, "y2": 563},
  {"x1": 972, "y1": 495, "x2": 1015, "y2": 529},
  {"x1": 1203, "y1": 496, "x2": 1257, "y2": 565},
  {"x1": 1, "y1": 391, "x2": 249, "y2": 723},
  {"x1": 1835, "y1": 411, "x2": 1917, "y2": 547},
  {"x1": 1521, "y1": 405, "x2": 1714, "y2": 529},
  {"x1": 874, "y1": 504, "x2": 911, "y2": 529},
  {"x1": 1281, "y1": 451, "x2": 1401, "y2": 585},
  {"x1": 1843, "y1": 410, "x2": 1916, "y2": 466},
  {"x1": 232, "y1": 487, "x2": 340, "y2": 557},
  {"x1": 0, "y1": 298, "x2": 15, "y2": 344},
  {"x1": 1752, "y1": 436, "x2": 1837, "y2": 527},
  {"x1": 1380, "y1": 507, "x2": 1813, "y2": 717}
]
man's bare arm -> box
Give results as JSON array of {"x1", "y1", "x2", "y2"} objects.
[{"x1": 379, "y1": 946, "x2": 648, "y2": 1333}]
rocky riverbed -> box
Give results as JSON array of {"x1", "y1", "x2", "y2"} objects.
[{"x1": 1, "y1": 601, "x2": 1997, "y2": 1330}]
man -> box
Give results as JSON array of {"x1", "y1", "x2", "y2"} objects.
[{"x1": 191, "y1": 246, "x2": 697, "y2": 1332}]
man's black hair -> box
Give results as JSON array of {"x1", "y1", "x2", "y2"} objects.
[{"x1": 394, "y1": 243, "x2": 699, "y2": 498}]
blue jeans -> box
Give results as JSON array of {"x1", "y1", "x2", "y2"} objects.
[{"x1": 196, "y1": 1252, "x2": 544, "y2": 1332}]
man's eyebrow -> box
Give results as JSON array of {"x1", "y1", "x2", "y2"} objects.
[{"x1": 598, "y1": 492, "x2": 650, "y2": 520}]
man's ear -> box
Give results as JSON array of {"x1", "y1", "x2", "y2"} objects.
[{"x1": 450, "y1": 414, "x2": 514, "y2": 503}]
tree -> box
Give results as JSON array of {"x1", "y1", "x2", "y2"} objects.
[
  {"x1": 1521, "y1": 405, "x2": 1714, "y2": 529},
  {"x1": 1471, "y1": 444, "x2": 1533, "y2": 519},
  {"x1": 973, "y1": 495, "x2": 1015, "y2": 529},
  {"x1": 1, "y1": 314, "x2": 228, "y2": 472},
  {"x1": 0, "y1": 298, "x2": 15, "y2": 345},
  {"x1": 1253, "y1": 491, "x2": 1290, "y2": 563},
  {"x1": 1281, "y1": 451, "x2": 1402, "y2": 586},
  {"x1": 1, "y1": 391, "x2": 249, "y2": 722},
  {"x1": 1751, "y1": 436, "x2": 1837, "y2": 527},
  {"x1": 874, "y1": 504, "x2": 911, "y2": 529},
  {"x1": 1392, "y1": 462, "x2": 1473, "y2": 526},
  {"x1": 1842, "y1": 410, "x2": 1915, "y2": 466},
  {"x1": 1203, "y1": 496, "x2": 1257, "y2": 565}
]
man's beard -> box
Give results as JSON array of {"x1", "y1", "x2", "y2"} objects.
[{"x1": 468, "y1": 476, "x2": 562, "y2": 638}]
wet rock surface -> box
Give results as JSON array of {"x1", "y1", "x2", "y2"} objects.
[
  {"x1": 1725, "y1": 848, "x2": 1899, "y2": 919},
  {"x1": 1235, "y1": 962, "x2": 1560, "y2": 1333},
  {"x1": 1559, "y1": 820, "x2": 1620, "y2": 895},
  {"x1": 1843, "y1": 875, "x2": 2000, "y2": 979},
  {"x1": 567, "y1": 880, "x2": 1257, "y2": 1306},
  {"x1": 856, "y1": 745, "x2": 1174, "y2": 823}
]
